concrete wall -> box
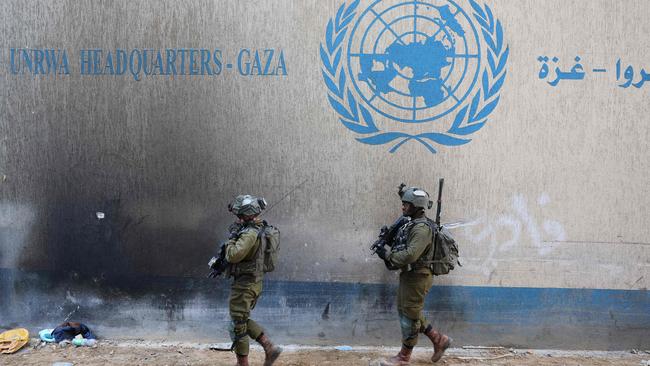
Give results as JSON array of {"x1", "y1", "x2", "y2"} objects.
[{"x1": 1, "y1": 0, "x2": 648, "y2": 349}]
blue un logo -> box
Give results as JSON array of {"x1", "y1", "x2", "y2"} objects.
[{"x1": 321, "y1": 0, "x2": 509, "y2": 153}]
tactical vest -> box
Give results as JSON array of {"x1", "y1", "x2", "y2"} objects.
[
  {"x1": 228, "y1": 223, "x2": 266, "y2": 281},
  {"x1": 391, "y1": 217, "x2": 436, "y2": 272}
]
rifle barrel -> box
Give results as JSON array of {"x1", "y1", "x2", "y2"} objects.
[{"x1": 435, "y1": 178, "x2": 444, "y2": 226}]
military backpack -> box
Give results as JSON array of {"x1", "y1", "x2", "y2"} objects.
[
  {"x1": 431, "y1": 224, "x2": 460, "y2": 275},
  {"x1": 259, "y1": 223, "x2": 280, "y2": 273}
]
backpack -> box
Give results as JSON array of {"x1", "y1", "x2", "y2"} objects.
[
  {"x1": 431, "y1": 225, "x2": 460, "y2": 276},
  {"x1": 260, "y1": 223, "x2": 280, "y2": 273}
]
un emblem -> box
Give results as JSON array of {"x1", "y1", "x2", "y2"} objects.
[{"x1": 320, "y1": 0, "x2": 509, "y2": 153}]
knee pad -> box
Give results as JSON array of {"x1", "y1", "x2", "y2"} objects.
[
  {"x1": 229, "y1": 319, "x2": 248, "y2": 342},
  {"x1": 399, "y1": 314, "x2": 420, "y2": 341}
]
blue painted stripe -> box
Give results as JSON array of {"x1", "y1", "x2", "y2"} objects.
[
  {"x1": 1, "y1": 269, "x2": 648, "y2": 348},
  {"x1": 261, "y1": 280, "x2": 650, "y2": 328}
]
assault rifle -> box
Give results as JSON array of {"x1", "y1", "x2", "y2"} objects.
[
  {"x1": 370, "y1": 215, "x2": 409, "y2": 255},
  {"x1": 370, "y1": 215, "x2": 409, "y2": 270},
  {"x1": 207, "y1": 243, "x2": 229, "y2": 278},
  {"x1": 207, "y1": 221, "x2": 245, "y2": 279}
]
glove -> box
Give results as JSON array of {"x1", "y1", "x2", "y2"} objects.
[
  {"x1": 227, "y1": 223, "x2": 242, "y2": 239},
  {"x1": 375, "y1": 245, "x2": 388, "y2": 260}
]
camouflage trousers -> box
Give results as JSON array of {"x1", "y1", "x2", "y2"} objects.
[
  {"x1": 396, "y1": 270, "x2": 434, "y2": 347},
  {"x1": 229, "y1": 275, "x2": 264, "y2": 356}
]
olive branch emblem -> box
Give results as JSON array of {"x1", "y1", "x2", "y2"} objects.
[{"x1": 320, "y1": 0, "x2": 509, "y2": 153}]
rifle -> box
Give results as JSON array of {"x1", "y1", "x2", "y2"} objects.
[
  {"x1": 207, "y1": 242, "x2": 229, "y2": 278},
  {"x1": 435, "y1": 178, "x2": 444, "y2": 228},
  {"x1": 370, "y1": 182, "x2": 410, "y2": 255},
  {"x1": 431, "y1": 178, "x2": 444, "y2": 262},
  {"x1": 370, "y1": 215, "x2": 409, "y2": 270},
  {"x1": 370, "y1": 215, "x2": 409, "y2": 255},
  {"x1": 206, "y1": 219, "x2": 261, "y2": 278},
  {"x1": 207, "y1": 219, "x2": 250, "y2": 279}
]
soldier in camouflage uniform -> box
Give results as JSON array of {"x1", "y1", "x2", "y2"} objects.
[
  {"x1": 375, "y1": 185, "x2": 451, "y2": 365},
  {"x1": 222, "y1": 195, "x2": 282, "y2": 366}
]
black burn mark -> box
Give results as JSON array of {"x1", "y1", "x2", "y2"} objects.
[
  {"x1": 40, "y1": 197, "x2": 131, "y2": 276},
  {"x1": 19, "y1": 191, "x2": 218, "y2": 287}
]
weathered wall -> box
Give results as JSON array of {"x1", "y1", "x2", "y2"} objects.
[{"x1": 1, "y1": 0, "x2": 648, "y2": 349}]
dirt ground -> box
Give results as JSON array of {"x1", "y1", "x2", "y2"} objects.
[{"x1": 2, "y1": 340, "x2": 648, "y2": 366}]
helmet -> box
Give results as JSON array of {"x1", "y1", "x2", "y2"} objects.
[
  {"x1": 228, "y1": 195, "x2": 267, "y2": 216},
  {"x1": 399, "y1": 185, "x2": 433, "y2": 210}
]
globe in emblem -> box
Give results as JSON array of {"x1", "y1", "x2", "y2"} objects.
[{"x1": 347, "y1": 0, "x2": 481, "y2": 123}]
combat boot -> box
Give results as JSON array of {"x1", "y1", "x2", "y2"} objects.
[
  {"x1": 380, "y1": 344, "x2": 412, "y2": 366},
  {"x1": 256, "y1": 333, "x2": 282, "y2": 366},
  {"x1": 423, "y1": 325, "x2": 451, "y2": 362},
  {"x1": 235, "y1": 354, "x2": 249, "y2": 366}
]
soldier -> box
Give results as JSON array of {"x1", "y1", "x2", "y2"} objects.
[
  {"x1": 375, "y1": 185, "x2": 452, "y2": 365},
  {"x1": 220, "y1": 194, "x2": 282, "y2": 366}
]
